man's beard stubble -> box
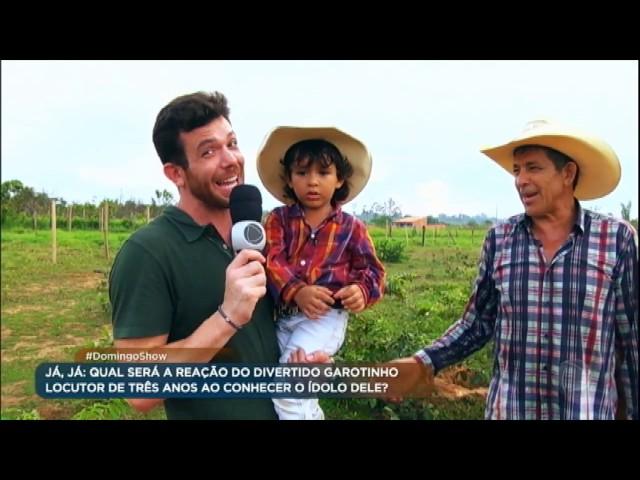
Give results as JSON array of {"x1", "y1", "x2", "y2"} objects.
[{"x1": 184, "y1": 170, "x2": 231, "y2": 210}]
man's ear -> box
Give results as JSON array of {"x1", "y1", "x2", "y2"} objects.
[
  {"x1": 164, "y1": 163, "x2": 185, "y2": 189},
  {"x1": 564, "y1": 161, "x2": 578, "y2": 188}
]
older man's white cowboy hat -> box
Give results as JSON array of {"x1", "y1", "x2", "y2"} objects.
[
  {"x1": 257, "y1": 126, "x2": 372, "y2": 205},
  {"x1": 481, "y1": 119, "x2": 621, "y2": 200}
]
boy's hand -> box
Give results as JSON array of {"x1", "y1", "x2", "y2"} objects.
[
  {"x1": 334, "y1": 284, "x2": 365, "y2": 313},
  {"x1": 294, "y1": 285, "x2": 334, "y2": 319},
  {"x1": 287, "y1": 348, "x2": 334, "y2": 363}
]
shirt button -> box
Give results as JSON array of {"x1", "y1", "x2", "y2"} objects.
[
  {"x1": 222, "y1": 244, "x2": 228, "y2": 249},
  {"x1": 542, "y1": 365, "x2": 548, "y2": 371},
  {"x1": 310, "y1": 233, "x2": 315, "y2": 239},
  {"x1": 300, "y1": 260, "x2": 306, "y2": 266}
]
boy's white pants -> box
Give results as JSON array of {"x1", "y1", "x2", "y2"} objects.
[{"x1": 273, "y1": 308, "x2": 348, "y2": 420}]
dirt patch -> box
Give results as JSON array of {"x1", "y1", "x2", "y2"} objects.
[
  {"x1": 1, "y1": 381, "x2": 29, "y2": 407},
  {"x1": 32, "y1": 344, "x2": 78, "y2": 361},
  {"x1": 433, "y1": 366, "x2": 488, "y2": 402},
  {"x1": 1, "y1": 326, "x2": 12, "y2": 338},
  {"x1": 62, "y1": 333, "x2": 88, "y2": 343},
  {"x1": 439, "y1": 365, "x2": 484, "y2": 389},
  {"x1": 65, "y1": 272, "x2": 104, "y2": 290},
  {"x1": 12, "y1": 271, "x2": 103, "y2": 297},
  {"x1": 6, "y1": 335, "x2": 37, "y2": 350},
  {"x1": 2, "y1": 304, "x2": 48, "y2": 315},
  {"x1": 434, "y1": 378, "x2": 488, "y2": 401},
  {"x1": 37, "y1": 403, "x2": 77, "y2": 420},
  {"x1": 4, "y1": 336, "x2": 86, "y2": 362},
  {"x1": 19, "y1": 283, "x2": 59, "y2": 295}
]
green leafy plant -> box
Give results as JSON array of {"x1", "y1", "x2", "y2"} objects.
[{"x1": 375, "y1": 239, "x2": 406, "y2": 263}]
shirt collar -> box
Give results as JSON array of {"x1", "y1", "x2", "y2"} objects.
[
  {"x1": 287, "y1": 202, "x2": 343, "y2": 223},
  {"x1": 163, "y1": 206, "x2": 220, "y2": 243},
  {"x1": 573, "y1": 201, "x2": 586, "y2": 234},
  {"x1": 516, "y1": 199, "x2": 585, "y2": 237}
]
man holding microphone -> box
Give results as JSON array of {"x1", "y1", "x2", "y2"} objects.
[{"x1": 109, "y1": 91, "x2": 327, "y2": 420}]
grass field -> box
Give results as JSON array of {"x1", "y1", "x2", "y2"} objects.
[{"x1": 1, "y1": 225, "x2": 492, "y2": 420}]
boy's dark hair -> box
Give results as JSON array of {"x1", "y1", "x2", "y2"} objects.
[
  {"x1": 152, "y1": 91, "x2": 230, "y2": 169},
  {"x1": 281, "y1": 139, "x2": 354, "y2": 206},
  {"x1": 514, "y1": 144, "x2": 580, "y2": 190}
]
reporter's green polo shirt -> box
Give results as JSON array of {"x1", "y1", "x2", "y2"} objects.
[{"x1": 110, "y1": 206, "x2": 279, "y2": 420}]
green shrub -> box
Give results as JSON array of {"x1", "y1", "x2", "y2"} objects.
[
  {"x1": 384, "y1": 272, "x2": 417, "y2": 300},
  {"x1": 375, "y1": 239, "x2": 406, "y2": 263},
  {"x1": 72, "y1": 399, "x2": 131, "y2": 420}
]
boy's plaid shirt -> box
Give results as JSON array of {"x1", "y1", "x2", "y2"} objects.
[{"x1": 264, "y1": 203, "x2": 385, "y2": 309}]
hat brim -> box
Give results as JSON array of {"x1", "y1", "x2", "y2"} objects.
[
  {"x1": 481, "y1": 131, "x2": 621, "y2": 200},
  {"x1": 257, "y1": 126, "x2": 372, "y2": 205}
]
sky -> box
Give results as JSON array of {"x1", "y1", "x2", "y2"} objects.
[{"x1": 2, "y1": 60, "x2": 638, "y2": 219}]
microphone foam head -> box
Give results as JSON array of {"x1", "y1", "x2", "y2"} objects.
[{"x1": 230, "y1": 184, "x2": 263, "y2": 224}]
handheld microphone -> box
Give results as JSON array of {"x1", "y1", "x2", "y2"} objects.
[{"x1": 230, "y1": 184, "x2": 266, "y2": 252}]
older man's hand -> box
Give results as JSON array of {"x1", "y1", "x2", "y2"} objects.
[{"x1": 385, "y1": 356, "x2": 434, "y2": 403}]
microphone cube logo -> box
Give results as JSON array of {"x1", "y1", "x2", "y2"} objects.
[
  {"x1": 232, "y1": 220, "x2": 266, "y2": 252},
  {"x1": 244, "y1": 223, "x2": 264, "y2": 244}
]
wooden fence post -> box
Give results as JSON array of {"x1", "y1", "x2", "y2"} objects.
[
  {"x1": 103, "y1": 203, "x2": 110, "y2": 260},
  {"x1": 51, "y1": 200, "x2": 57, "y2": 264}
]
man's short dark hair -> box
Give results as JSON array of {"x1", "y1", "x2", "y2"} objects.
[
  {"x1": 281, "y1": 139, "x2": 353, "y2": 206},
  {"x1": 514, "y1": 144, "x2": 580, "y2": 190},
  {"x1": 152, "y1": 91, "x2": 230, "y2": 169}
]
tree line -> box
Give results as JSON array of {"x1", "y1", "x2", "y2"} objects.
[
  {"x1": 2, "y1": 180, "x2": 636, "y2": 231},
  {"x1": 1, "y1": 179, "x2": 175, "y2": 230}
]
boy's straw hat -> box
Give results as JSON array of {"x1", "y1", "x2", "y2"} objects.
[{"x1": 257, "y1": 126, "x2": 372, "y2": 205}]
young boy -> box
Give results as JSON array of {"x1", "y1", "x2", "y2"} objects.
[{"x1": 257, "y1": 126, "x2": 386, "y2": 420}]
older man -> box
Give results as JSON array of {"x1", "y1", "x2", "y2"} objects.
[{"x1": 396, "y1": 119, "x2": 638, "y2": 420}]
